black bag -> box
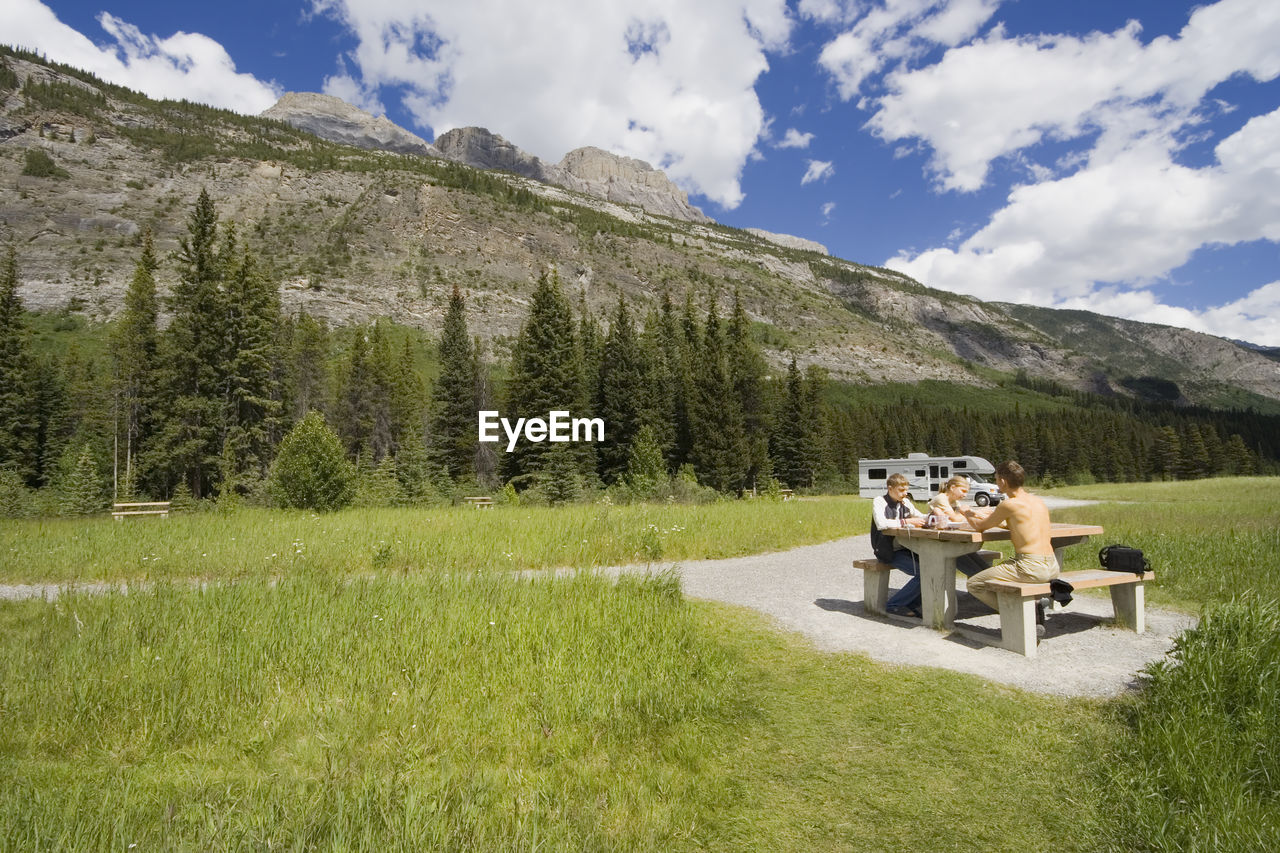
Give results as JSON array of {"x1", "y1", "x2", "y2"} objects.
[{"x1": 1098, "y1": 544, "x2": 1149, "y2": 575}]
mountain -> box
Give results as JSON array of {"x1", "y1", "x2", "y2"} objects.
[
  {"x1": 3, "y1": 45, "x2": 1280, "y2": 411},
  {"x1": 262, "y1": 92, "x2": 440, "y2": 159},
  {"x1": 264, "y1": 95, "x2": 712, "y2": 225}
]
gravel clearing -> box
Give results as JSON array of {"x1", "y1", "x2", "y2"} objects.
[{"x1": 618, "y1": 534, "x2": 1193, "y2": 698}]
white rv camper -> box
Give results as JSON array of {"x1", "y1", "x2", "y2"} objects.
[{"x1": 858, "y1": 453, "x2": 997, "y2": 502}]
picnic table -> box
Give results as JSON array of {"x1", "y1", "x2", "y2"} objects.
[{"x1": 885, "y1": 522, "x2": 1104, "y2": 631}]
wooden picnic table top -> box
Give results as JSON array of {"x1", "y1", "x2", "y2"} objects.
[{"x1": 886, "y1": 521, "x2": 1104, "y2": 544}]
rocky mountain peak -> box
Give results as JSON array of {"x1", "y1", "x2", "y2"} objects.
[
  {"x1": 262, "y1": 92, "x2": 440, "y2": 159},
  {"x1": 557, "y1": 147, "x2": 709, "y2": 223},
  {"x1": 433, "y1": 126, "x2": 550, "y2": 181}
]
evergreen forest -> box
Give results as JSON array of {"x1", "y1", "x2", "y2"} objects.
[{"x1": 1, "y1": 193, "x2": 1276, "y2": 516}]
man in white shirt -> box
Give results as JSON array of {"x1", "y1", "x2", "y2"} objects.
[{"x1": 870, "y1": 473, "x2": 928, "y2": 617}]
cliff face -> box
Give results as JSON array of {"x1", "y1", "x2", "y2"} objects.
[
  {"x1": 263, "y1": 93, "x2": 440, "y2": 159},
  {"x1": 434, "y1": 128, "x2": 710, "y2": 223}
]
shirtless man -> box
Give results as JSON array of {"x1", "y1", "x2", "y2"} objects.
[{"x1": 961, "y1": 460, "x2": 1058, "y2": 615}]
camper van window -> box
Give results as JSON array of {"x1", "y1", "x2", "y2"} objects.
[
  {"x1": 954, "y1": 461, "x2": 967, "y2": 468},
  {"x1": 916, "y1": 470, "x2": 926, "y2": 477},
  {"x1": 868, "y1": 468, "x2": 887, "y2": 480},
  {"x1": 941, "y1": 466, "x2": 948, "y2": 477}
]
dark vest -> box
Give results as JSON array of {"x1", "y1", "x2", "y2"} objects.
[{"x1": 870, "y1": 495, "x2": 909, "y2": 562}]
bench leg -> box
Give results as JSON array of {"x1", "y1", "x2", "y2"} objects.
[
  {"x1": 997, "y1": 592, "x2": 1038, "y2": 657},
  {"x1": 864, "y1": 571, "x2": 890, "y2": 616},
  {"x1": 1110, "y1": 582, "x2": 1145, "y2": 633}
]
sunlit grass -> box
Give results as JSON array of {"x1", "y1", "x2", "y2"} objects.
[
  {"x1": 1044, "y1": 477, "x2": 1280, "y2": 608},
  {"x1": 0, "y1": 498, "x2": 867, "y2": 585},
  {"x1": 0, "y1": 573, "x2": 1109, "y2": 851}
]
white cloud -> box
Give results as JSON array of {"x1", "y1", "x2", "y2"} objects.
[
  {"x1": 311, "y1": 0, "x2": 794, "y2": 209},
  {"x1": 886, "y1": 106, "x2": 1280, "y2": 345},
  {"x1": 776, "y1": 128, "x2": 814, "y2": 149},
  {"x1": 802, "y1": 159, "x2": 835, "y2": 185},
  {"x1": 821, "y1": 201, "x2": 836, "y2": 223},
  {"x1": 0, "y1": 0, "x2": 281, "y2": 114},
  {"x1": 866, "y1": 0, "x2": 1280, "y2": 192},
  {"x1": 812, "y1": 0, "x2": 1002, "y2": 100}
]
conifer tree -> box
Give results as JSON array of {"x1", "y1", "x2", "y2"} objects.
[
  {"x1": 505, "y1": 271, "x2": 583, "y2": 482},
  {"x1": 595, "y1": 296, "x2": 648, "y2": 484},
  {"x1": 334, "y1": 326, "x2": 376, "y2": 458},
  {"x1": 269, "y1": 411, "x2": 355, "y2": 511},
  {"x1": 471, "y1": 337, "x2": 499, "y2": 487},
  {"x1": 429, "y1": 287, "x2": 477, "y2": 480},
  {"x1": 1154, "y1": 425, "x2": 1182, "y2": 480},
  {"x1": 689, "y1": 298, "x2": 747, "y2": 492},
  {"x1": 60, "y1": 444, "x2": 106, "y2": 515},
  {"x1": 220, "y1": 246, "x2": 283, "y2": 490},
  {"x1": 728, "y1": 290, "x2": 770, "y2": 491},
  {"x1": 0, "y1": 241, "x2": 38, "y2": 483},
  {"x1": 772, "y1": 357, "x2": 812, "y2": 489},
  {"x1": 639, "y1": 295, "x2": 678, "y2": 465},
  {"x1": 111, "y1": 230, "x2": 159, "y2": 497},
  {"x1": 149, "y1": 189, "x2": 229, "y2": 498},
  {"x1": 285, "y1": 312, "x2": 331, "y2": 423}
]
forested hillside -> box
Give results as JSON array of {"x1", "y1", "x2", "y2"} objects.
[{"x1": 2, "y1": 190, "x2": 1274, "y2": 515}]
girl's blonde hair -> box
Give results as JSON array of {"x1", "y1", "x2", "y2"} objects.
[{"x1": 941, "y1": 476, "x2": 968, "y2": 492}]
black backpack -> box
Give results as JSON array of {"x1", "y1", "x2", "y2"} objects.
[{"x1": 1098, "y1": 544, "x2": 1149, "y2": 575}]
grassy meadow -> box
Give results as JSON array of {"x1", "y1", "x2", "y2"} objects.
[
  {"x1": 1, "y1": 478, "x2": 1278, "y2": 850},
  {"x1": 0, "y1": 498, "x2": 865, "y2": 584}
]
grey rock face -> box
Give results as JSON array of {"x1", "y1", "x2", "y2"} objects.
[
  {"x1": 263, "y1": 93, "x2": 440, "y2": 159},
  {"x1": 435, "y1": 128, "x2": 708, "y2": 223},
  {"x1": 745, "y1": 228, "x2": 828, "y2": 255},
  {"x1": 556, "y1": 147, "x2": 710, "y2": 223}
]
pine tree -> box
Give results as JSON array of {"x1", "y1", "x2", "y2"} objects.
[
  {"x1": 595, "y1": 296, "x2": 648, "y2": 484},
  {"x1": 505, "y1": 271, "x2": 583, "y2": 483},
  {"x1": 0, "y1": 240, "x2": 39, "y2": 483},
  {"x1": 334, "y1": 326, "x2": 377, "y2": 458},
  {"x1": 625, "y1": 424, "x2": 667, "y2": 499},
  {"x1": 220, "y1": 246, "x2": 283, "y2": 490},
  {"x1": 60, "y1": 444, "x2": 106, "y2": 515},
  {"x1": 689, "y1": 298, "x2": 747, "y2": 492},
  {"x1": 285, "y1": 312, "x2": 331, "y2": 423},
  {"x1": 149, "y1": 189, "x2": 228, "y2": 499},
  {"x1": 1154, "y1": 425, "x2": 1182, "y2": 481},
  {"x1": 772, "y1": 357, "x2": 812, "y2": 489},
  {"x1": 429, "y1": 287, "x2": 477, "y2": 480},
  {"x1": 111, "y1": 230, "x2": 160, "y2": 498},
  {"x1": 728, "y1": 290, "x2": 770, "y2": 491}
]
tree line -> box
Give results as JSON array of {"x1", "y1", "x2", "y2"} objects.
[{"x1": 1, "y1": 192, "x2": 1274, "y2": 514}]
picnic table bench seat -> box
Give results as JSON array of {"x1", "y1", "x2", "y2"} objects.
[
  {"x1": 986, "y1": 569, "x2": 1153, "y2": 656},
  {"x1": 112, "y1": 501, "x2": 171, "y2": 520},
  {"x1": 462, "y1": 496, "x2": 494, "y2": 509},
  {"x1": 853, "y1": 551, "x2": 1000, "y2": 617}
]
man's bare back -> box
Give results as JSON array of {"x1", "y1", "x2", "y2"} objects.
[{"x1": 963, "y1": 484, "x2": 1053, "y2": 555}]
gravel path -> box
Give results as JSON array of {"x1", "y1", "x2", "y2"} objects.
[{"x1": 615, "y1": 531, "x2": 1194, "y2": 698}]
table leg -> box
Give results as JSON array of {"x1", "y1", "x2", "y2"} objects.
[
  {"x1": 1050, "y1": 535, "x2": 1090, "y2": 572},
  {"x1": 904, "y1": 539, "x2": 977, "y2": 630}
]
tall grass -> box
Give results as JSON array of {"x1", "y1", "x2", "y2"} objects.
[
  {"x1": 1099, "y1": 600, "x2": 1280, "y2": 851},
  {"x1": 0, "y1": 572, "x2": 745, "y2": 849},
  {"x1": 0, "y1": 498, "x2": 867, "y2": 584},
  {"x1": 1047, "y1": 477, "x2": 1280, "y2": 607},
  {"x1": 0, "y1": 572, "x2": 1109, "y2": 851}
]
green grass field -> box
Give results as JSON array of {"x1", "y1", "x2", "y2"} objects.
[{"x1": 2, "y1": 479, "x2": 1278, "y2": 850}]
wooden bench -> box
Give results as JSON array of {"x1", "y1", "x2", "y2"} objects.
[
  {"x1": 779, "y1": 489, "x2": 795, "y2": 502},
  {"x1": 986, "y1": 569, "x2": 1153, "y2": 657},
  {"x1": 112, "y1": 501, "x2": 171, "y2": 520},
  {"x1": 462, "y1": 496, "x2": 494, "y2": 509},
  {"x1": 853, "y1": 550, "x2": 1001, "y2": 617}
]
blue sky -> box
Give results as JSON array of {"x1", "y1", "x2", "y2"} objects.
[{"x1": 6, "y1": 0, "x2": 1280, "y2": 345}]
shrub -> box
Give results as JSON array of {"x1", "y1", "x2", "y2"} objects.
[
  {"x1": 57, "y1": 445, "x2": 107, "y2": 516},
  {"x1": 268, "y1": 411, "x2": 355, "y2": 511},
  {"x1": 21, "y1": 148, "x2": 69, "y2": 179},
  {"x1": 0, "y1": 469, "x2": 35, "y2": 518}
]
